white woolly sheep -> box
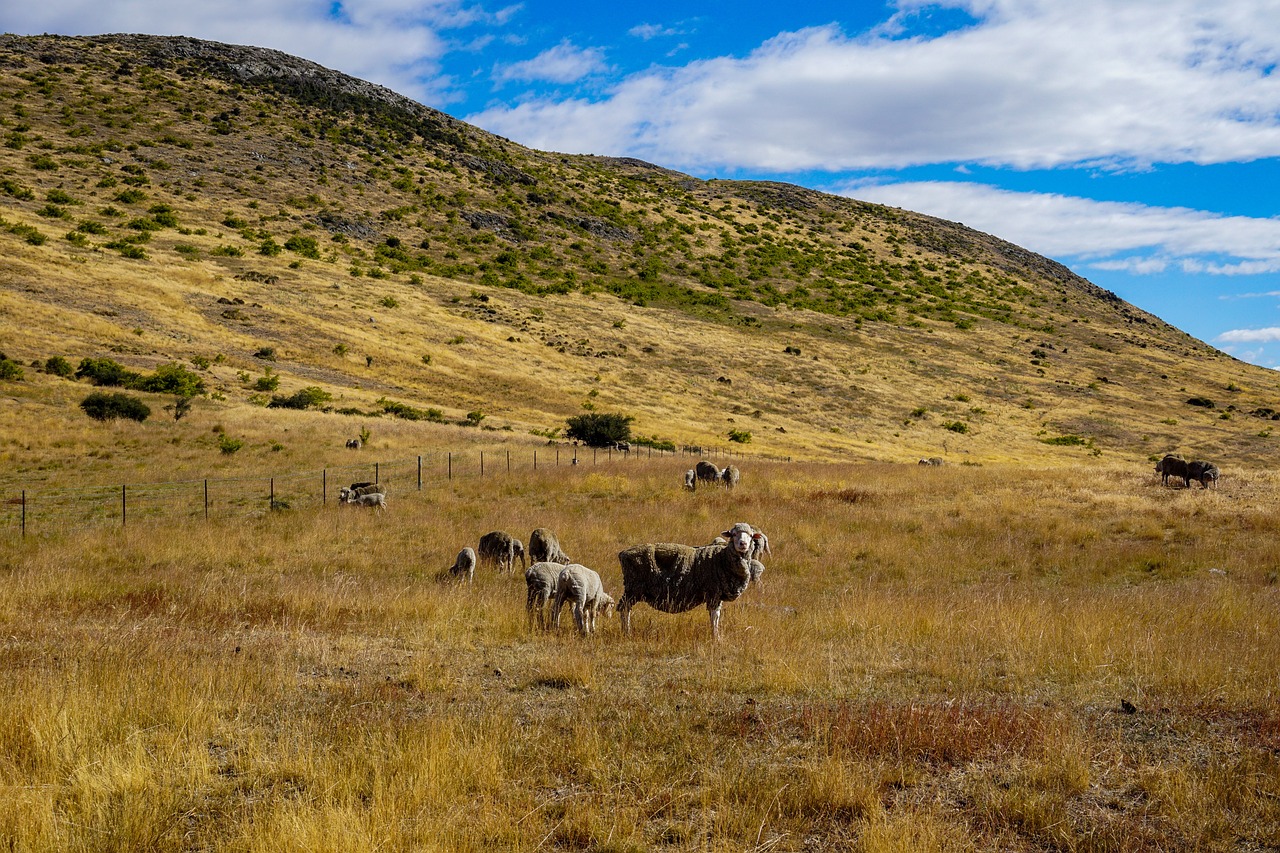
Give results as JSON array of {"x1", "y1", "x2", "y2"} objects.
[
  {"x1": 683, "y1": 469, "x2": 696, "y2": 491},
  {"x1": 617, "y1": 522, "x2": 763, "y2": 640},
  {"x1": 552, "y1": 563, "x2": 614, "y2": 635},
  {"x1": 719, "y1": 465, "x2": 741, "y2": 489},
  {"x1": 448, "y1": 546, "x2": 477, "y2": 583},
  {"x1": 477, "y1": 530, "x2": 527, "y2": 573},
  {"x1": 341, "y1": 491, "x2": 386, "y2": 510},
  {"x1": 525, "y1": 560, "x2": 566, "y2": 629}
]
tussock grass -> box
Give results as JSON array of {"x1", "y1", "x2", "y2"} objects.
[{"x1": 1, "y1": 459, "x2": 1278, "y2": 850}]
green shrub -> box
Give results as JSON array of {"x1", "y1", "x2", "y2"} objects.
[
  {"x1": 727, "y1": 429, "x2": 752, "y2": 444},
  {"x1": 75, "y1": 357, "x2": 140, "y2": 387},
  {"x1": 1042, "y1": 434, "x2": 1089, "y2": 446},
  {"x1": 566, "y1": 412, "x2": 633, "y2": 447},
  {"x1": 943, "y1": 421, "x2": 969, "y2": 434},
  {"x1": 218, "y1": 434, "x2": 244, "y2": 454},
  {"x1": 267, "y1": 386, "x2": 332, "y2": 410},
  {"x1": 0, "y1": 357, "x2": 24, "y2": 381},
  {"x1": 379, "y1": 398, "x2": 445, "y2": 422},
  {"x1": 44, "y1": 356, "x2": 73, "y2": 377},
  {"x1": 134, "y1": 362, "x2": 205, "y2": 396},
  {"x1": 80, "y1": 391, "x2": 150, "y2": 422},
  {"x1": 284, "y1": 235, "x2": 320, "y2": 259}
]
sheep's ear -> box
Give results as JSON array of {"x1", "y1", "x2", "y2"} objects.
[{"x1": 721, "y1": 529, "x2": 733, "y2": 538}]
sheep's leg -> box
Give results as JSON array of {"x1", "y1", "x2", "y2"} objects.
[
  {"x1": 707, "y1": 601, "x2": 722, "y2": 640},
  {"x1": 618, "y1": 599, "x2": 632, "y2": 635},
  {"x1": 573, "y1": 601, "x2": 586, "y2": 634}
]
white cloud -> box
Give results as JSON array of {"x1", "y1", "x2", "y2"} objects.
[
  {"x1": 468, "y1": 0, "x2": 1280, "y2": 172},
  {"x1": 493, "y1": 40, "x2": 608, "y2": 84},
  {"x1": 840, "y1": 180, "x2": 1280, "y2": 274},
  {"x1": 1216, "y1": 328, "x2": 1280, "y2": 344}
]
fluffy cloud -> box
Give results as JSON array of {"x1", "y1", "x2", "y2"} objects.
[
  {"x1": 469, "y1": 0, "x2": 1280, "y2": 172},
  {"x1": 842, "y1": 181, "x2": 1280, "y2": 275},
  {"x1": 493, "y1": 41, "x2": 609, "y2": 85}
]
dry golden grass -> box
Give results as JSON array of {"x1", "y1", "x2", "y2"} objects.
[{"x1": 1, "y1": 459, "x2": 1277, "y2": 851}]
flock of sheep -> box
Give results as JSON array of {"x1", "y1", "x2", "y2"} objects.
[
  {"x1": 683, "y1": 459, "x2": 741, "y2": 491},
  {"x1": 446, "y1": 521, "x2": 771, "y2": 640},
  {"x1": 1155, "y1": 454, "x2": 1220, "y2": 489}
]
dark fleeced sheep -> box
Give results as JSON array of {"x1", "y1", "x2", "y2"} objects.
[
  {"x1": 529, "y1": 527, "x2": 571, "y2": 565},
  {"x1": 478, "y1": 530, "x2": 527, "y2": 573},
  {"x1": 1187, "y1": 460, "x2": 1220, "y2": 489},
  {"x1": 1155, "y1": 454, "x2": 1189, "y2": 487},
  {"x1": 617, "y1": 522, "x2": 763, "y2": 640},
  {"x1": 694, "y1": 460, "x2": 720, "y2": 485}
]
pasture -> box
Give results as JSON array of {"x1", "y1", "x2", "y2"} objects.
[{"x1": 1, "y1": 458, "x2": 1277, "y2": 851}]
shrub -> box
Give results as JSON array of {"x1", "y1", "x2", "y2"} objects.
[
  {"x1": 943, "y1": 421, "x2": 969, "y2": 434},
  {"x1": 80, "y1": 391, "x2": 150, "y2": 422},
  {"x1": 0, "y1": 357, "x2": 24, "y2": 381},
  {"x1": 44, "y1": 356, "x2": 73, "y2": 377},
  {"x1": 1042, "y1": 434, "x2": 1089, "y2": 447},
  {"x1": 566, "y1": 412, "x2": 633, "y2": 447},
  {"x1": 380, "y1": 398, "x2": 445, "y2": 422},
  {"x1": 75, "y1": 357, "x2": 140, "y2": 387},
  {"x1": 728, "y1": 429, "x2": 752, "y2": 444},
  {"x1": 284, "y1": 235, "x2": 320, "y2": 259},
  {"x1": 268, "y1": 387, "x2": 332, "y2": 410},
  {"x1": 134, "y1": 362, "x2": 205, "y2": 396},
  {"x1": 218, "y1": 434, "x2": 244, "y2": 454}
]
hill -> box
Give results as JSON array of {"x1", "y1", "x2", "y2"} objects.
[{"x1": 1, "y1": 32, "x2": 1277, "y2": 488}]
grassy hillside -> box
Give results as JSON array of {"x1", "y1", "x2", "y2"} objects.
[{"x1": 1, "y1": 33, "x2": 1278, "y2": 490}]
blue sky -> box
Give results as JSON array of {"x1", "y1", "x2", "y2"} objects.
[{"x1": 6, "y1": 1, "x2": 1280, "y2": 365}]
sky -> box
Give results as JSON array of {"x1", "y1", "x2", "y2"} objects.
[{"x1": 6, "y1": 1, "x2": 1280, "y2": 365}]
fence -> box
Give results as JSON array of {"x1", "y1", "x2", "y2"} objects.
[{"x1": 2, "y1": 444, "x2": 785, "y2": 538}]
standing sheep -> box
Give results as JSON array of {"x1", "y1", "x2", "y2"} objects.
[
  {"x1": 525, "y1": 561, "x2": 567, "y2": 629},
  {"x1": 683, "y1": 469, "x2": 697, "y2": 491},
  {"x1": 694, "y1": 460, "x2": 720, "y2": 486},
  {"x1": 448, "y1": 547, "x2": 477, "y2": 583},
  {"x1": 341, "y1": 491, "x2": 387, "y2": 511},
  {"x1": 1155, "y1": 454, "x2": 1190, "y2": 487},
  {"x1": 1187, "y1": 460, "x2": 1220, "y2": 489},
  {"x1": 719, "y1": 465, "x2": 741, "y2": 489},
  {"x1": 529, "y1": 527, "x2": 572, "y2": 565},
  {"x1": 617, "y1": 522, "x2": 764, "y2": 640},
  {"x1": 478, "y1": 530, "x2": 527, "y2": 573},
  {"x1": 552, "y1": 564, "x2": 614, "y2": 635}
]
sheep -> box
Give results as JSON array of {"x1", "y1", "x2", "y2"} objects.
[
  {"x1": 918, "y1": 457, "x2": 944, "y2": 466},
  {"x1": 529, "y1": 527, "x2": 572, "y2": 565},
  {"x1": 694, "y1": 460, "x2": 720, "y2": 485},
  {"x1": 338, "y1": 482, "x2": 384, "y2": 502},
  {"x1": 345, "y1": 438, "x2": 361, "y2": 449},
  {"x1": 1155, "y1": 454, "x2": 1189, "y2": 487},
  {"x1": 525, "y1": 561, "x2": 567, "y2": 629},
  {"x1": 719, "y1": 465, "x2": 741, "y2": 489},
  {"x1": 683, "y1": 469, "x2": 697, "y2": 491},
  {"x1": 552, "y1": 563, "x2": 614, "y2": 635},
  {"x1": 1187, "y1": 460, "x2": 1220, "y2": 489},
  {"x1": 617, "y1": 521, "x2": 764, "y2": 640},
  {"x1": 448, "y1": 547, "x2": 477, "y2": 583},
  {"x1": 341, "y1": 491, "x2": 386, "y2": 510},
  {"x1": 477, "y1": 530, "x2": 527, "y2": 573}
]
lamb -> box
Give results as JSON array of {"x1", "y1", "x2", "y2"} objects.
[
  {"x1": 683, "y1": 469, "x2": 697, "y2": 491},
  {"x1": 552, "y1": 563, "x2": 614, "y2": 635},
  {"x1": 477, "y1": 530, "x2": 527, "y2": 573},
  {"x1": 694, "y1": 460, "x2": 721, "y2": 486},
  {"x1": 617, "y1": 521, "x2": 764, "y2": 640},
  {"x1": 448, "y1": 547, "x2": 477, "y2": 583},
  {"x1": 528, "y1": 527, "x2": 571, "y2": 565},
  {"x1": 525, "y1": 561, "x2": 567, "y2": 629},
  {"x1": 719, "y1": 465, "x2": 741, "y2": 489},
  {"x1": 341, "y1": 491, "x2": 386, "y2": 510}
]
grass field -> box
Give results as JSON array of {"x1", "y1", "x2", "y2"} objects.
[{"x1": 2, "y1": 458, "x2": 1277, "y2": 851}]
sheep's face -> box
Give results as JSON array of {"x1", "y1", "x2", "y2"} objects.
[
  {"x1": 722, "y1": 523, "x2": 755, "y2": 556},
  {"x1": 598, "y1": 593, "x2": 615, "y2": 617}
]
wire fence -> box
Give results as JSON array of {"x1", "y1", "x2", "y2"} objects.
[{"x1": 3, "y1": 444, "x2": 786, "y2": 539}]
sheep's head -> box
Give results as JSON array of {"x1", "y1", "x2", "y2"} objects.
[
  {"x1": 597, "y1": 593, "x2": 615, "y2": 617},
  {"x1": 722, "y1": 523, "x2": 756, "y2": 556}
]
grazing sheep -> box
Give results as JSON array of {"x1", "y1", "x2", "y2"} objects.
[
  {"x1": 345, "y1": 438, "x2": 361, "y2": 449},
  {"x1": 1187, "y1": 460, "x2": 1220, "y2": 489},
  {"x1": 526, "y1": 561, "x2": 568, "y2": 629},
  {"x1": 478, "y1": 530, "x2": 527, "y2": 573},
  {"x1": 617, "y1": 522, "x2": 764, "y2": 640},
  {"x1": 1155, "y1": 454, "x2": 1190, "y2": 487},
  {"x1": 694, "y1": 460, "x2": 720, "y2": 485},
  {"x1": 448, "y1": 547, "x2": 477, "y2": 583},
  {"x1": 338, "y1": 482, "x2": 384, "y2": 502},
  {"x1": 341, "y1": 491, "x2": 386, "y2": 510},
  {"x1": 552, "y1": 564, "x2": 615, "y2": 635},
  {"x1": 683, "y1": 469, "x2": 697, "y2": 491},
  {"x1": 529, "y1": 527, "x2": 572, "y2": 565},
  {"x1": 719, "y1": 465, "x2": 741, "y2": 489},
  {"x1": 918, "y1": 457, "x2": 944, "y2": 466}
]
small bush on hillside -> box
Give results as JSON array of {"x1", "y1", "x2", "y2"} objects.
[
  {"x1": 379, "y1": 398, "x2": 445, "y2": 422},
  {"x1": 134, "y1": 362, "x2": 205, "y2": 396},
  {"x1": 267, "y1": 387, "x2": 332, "y2": 410},
  {"x1": 80, "y1": 391, "x2": 150, "y2": 422},
  {"x1": 728, "y1": 429, "x2": 752, "y2": 444},
  {"x1": 0, "y1": 356, "x2": 25, "y2": 381},
  {"x1": 44, "y1": 356, "x2": 73, "y2": 377},
  {"x1": 566, "y1": 412, "x2": 633, "y2": 447},
  {"x1": 76, "y1": 357, "x2": 141, "y2": 387},
  {"x1": 218, "y1": 434, "x2": 244, "y2": 454}
]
